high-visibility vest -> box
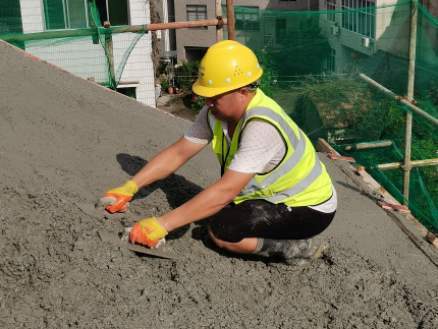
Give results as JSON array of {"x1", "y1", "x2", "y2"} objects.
[{"x1": 208, "y1": 88, "x2": 333, "y2": 207}]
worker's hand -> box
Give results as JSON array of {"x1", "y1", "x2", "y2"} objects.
[
  {"x1": 129, "y1": 217, "x2": 168, "y2": 248},
  {"x1": 100, "y1": 180, "x2": 139, "y2": 213}
]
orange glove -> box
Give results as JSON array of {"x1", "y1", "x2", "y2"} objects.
[
  {"x1": 129, "y1": 217, "x2": 168, "y2": 248},
  {"x1": 100, "y1": 180, "x2": 138, "y2": 213}
]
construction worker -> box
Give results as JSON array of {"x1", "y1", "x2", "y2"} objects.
[{"x1": 101, "y1": 40, "x2": 336, "y2": 263}]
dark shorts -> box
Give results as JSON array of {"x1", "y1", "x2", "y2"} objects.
[{"x1": 209, "y1": 199, "x2": 335, "y2": 243}]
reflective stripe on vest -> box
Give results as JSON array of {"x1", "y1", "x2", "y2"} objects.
[
  {"x1": 263, "y1": 159, "x2": 323, "y2": 204},
  {"x1": 241, "y1": 107, "x2": 308, "y2": 194},
  {"x1": 208, "y1": 106, "x2": 323, "y2": 204}
]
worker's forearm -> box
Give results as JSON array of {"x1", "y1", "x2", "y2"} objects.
[
  {"x1": 131, "y1": 145, "x2": 187, "y2": 189},
  {"x1": 158, "y1": 182, "x2": 236, "y2": 232}
]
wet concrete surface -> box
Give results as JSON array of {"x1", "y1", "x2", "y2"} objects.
[{"x1": 0, "y1": 41, "x2": 437, "y2": 329}]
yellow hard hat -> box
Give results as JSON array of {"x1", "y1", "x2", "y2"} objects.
[{"x1": 192, "y1": 40, "x2": 263, "y2": 98}]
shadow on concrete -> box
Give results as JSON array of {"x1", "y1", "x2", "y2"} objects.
[
  {"x1": 116, "y1": 153, "x2": 203, "y2": 206},
  {"x1": 335, "y1": 180, "x2": 363, "y2": 194},
  {"x1": 116, "y1": 153, "x2": 209, "y2": 240},
  {"x1": 116, "y1": 153, "x2": 292, "y2": 263}
]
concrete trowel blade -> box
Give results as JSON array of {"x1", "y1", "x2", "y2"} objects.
[{"x1": 126, "y1": 242, "x2": 175, "y2": 260}]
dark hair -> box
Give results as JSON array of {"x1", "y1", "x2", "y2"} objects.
[{"x1": 243, "y1": 81, "x2": 260, "y2": 92}]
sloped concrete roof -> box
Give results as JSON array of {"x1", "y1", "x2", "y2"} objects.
[{"x1": 0, "y1": 40, "x2": 437, "y2": 328}]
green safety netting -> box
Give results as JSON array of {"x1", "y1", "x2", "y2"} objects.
[
  {"x1": 0, "y1": 0, "x2": 146, "y2": 89},
  {"x1": 228, "y1": 0, "x2": 437, "y2": 233}
]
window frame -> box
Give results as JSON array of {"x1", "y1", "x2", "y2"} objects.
[
  {"x1": 326, "y1": 0, "x2": 336, "y2": 22},
  {"x1": 96, "y1": 0, "x2": 130, "y2": 26},
  {"x1": 43, "y1": 0, "x2": 90, "y2": 30},
  {"x1": 186, "y1": 4, "x2": 207, "y2": 29},
  {"x1": 341, "y1": 0, "x2": 375, "y2": 38},
  {"x1": 186, "y1": 4, "x2": 207, "y2": 21},
  {"x1": 44, "y1": 0, "x2": 130, "y2": 30}
]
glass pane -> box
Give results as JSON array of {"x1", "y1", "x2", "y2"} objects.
[
  {"x1": 0, "y1": 0, "x2": 23, "y2": 33},
  {"x1": 44, "y1": 0, "x2": 66, "y2": 30},
  {"x1": 108, "y1": 0, "x2": 128, "y2": 25},
  {"x1": 67, "y1": 0, "x2": 87, "y2": 28},
  {"x1": 187, "y1": 5, "x2": 207, "y2": 20}
]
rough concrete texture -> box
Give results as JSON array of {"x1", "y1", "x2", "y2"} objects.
[{"x1": 0, "y1": 41, "x2": 437, "y2": 329}]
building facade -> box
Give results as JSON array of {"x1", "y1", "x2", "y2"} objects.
[
  {"x1": 154, "y1": 0, "x2": 319, "y2": 64},
  {"x1": 319, "y1": 0, "x2": 437, "y2": 75},
  {"x1": 2, "y1": 0, "x2": 156, "y2": 107}
]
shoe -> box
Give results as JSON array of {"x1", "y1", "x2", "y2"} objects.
[
  {"x1": 283, "y1": 239, "x2": 329, "y2": 265},
  {"x1": 303, "y1": 239, "x2": 329, "y2": 260}
]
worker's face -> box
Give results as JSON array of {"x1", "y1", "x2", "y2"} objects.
[{"x1": 205, "y1": 89, "x2": 246, "y2": 121}]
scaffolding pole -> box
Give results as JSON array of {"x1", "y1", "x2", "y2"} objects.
[
  {"x1": 403, "y1": 0, "x2": 419, "y2": 204},
  {"x1": 103, "y1": 21, "x2": 115, "y2": 89},
  {"x1": 358, "y1": 71, "x2": 438, "y2": 198},
  {"x1": 359, "y1": 74, "x2": 438, "y2": 125},
  {"x1": 226, "y1": 0, "x2": 236, "y2": 40},
  {"x1": 377, "y1": 158, "x2": 438, "y2": 171},
  {"x1": 0, "y1": 18, "x2": 227, "y2": 42},
  {"x1": 216, "y1": 0, "x2": 224, "y2": 41}
]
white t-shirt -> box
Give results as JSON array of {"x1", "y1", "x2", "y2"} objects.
[{"x1": 185, "y1": 106, "x2": 337, "y2": 213}]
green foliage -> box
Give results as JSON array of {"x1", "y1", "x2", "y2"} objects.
[
  {"x1": 175, "y1": 60, "x2": 200, "y2": 92},
  {"x1": 268, "y1": 17, "x2": 331, "y2": 77},
  {"x1": 283, "y1": 75, "x2": 437, "y2": 232},
  {"x1": 190, "y1": 95, "x2": 205, "y2": 112},
  {"x1": 256, "y1": 49, "x2": 275, "y2": 97},
  {"x1": 160, "y1": 79, "x2": 169, "y2": 91},
  {"x1": 182, "y1": 93, "x2": 205, "y2": 113}
]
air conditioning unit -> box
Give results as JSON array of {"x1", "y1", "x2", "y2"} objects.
[
  {"x1": 361, "y1": 36, "x2": 371, "y2": 48},
  {"x1": 330, "y1": 25, "x2": 340, "y2": 36}
]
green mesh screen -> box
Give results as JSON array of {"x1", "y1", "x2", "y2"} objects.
[
  {"x1": 229, "y1": 1, "x2": 437, "y2": 233},
  {"x1": 0, "y1": 0, "x2": 146, "y2": 89}
]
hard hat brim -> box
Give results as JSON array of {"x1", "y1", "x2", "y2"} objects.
[{"x1": 192, "y1": 70, "x2": 263, "y2": 98}]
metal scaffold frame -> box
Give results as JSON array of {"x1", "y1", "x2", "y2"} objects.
[{"x1": 358, "y1": 0, "x2": 437, "y2": 207}]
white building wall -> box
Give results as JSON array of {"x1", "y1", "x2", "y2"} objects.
[
  {"x1": 375, "y1": 0, "x2": 410, "y2": 57},
  {"x1": 319, "y1": 0, "x2": 410, "y2": 73},
  {"x1": 19, "y1": 0, "x2": 44, "y2": 33},
  {"x1": 120, "y1": 0, "x2": 156, "y2": 106},
  {"x1": 25, "y1": 38, "x2": 108, "y2": 83},
  {"x1": 18, "y1": 0, "x2": 156, "y2": 108}
]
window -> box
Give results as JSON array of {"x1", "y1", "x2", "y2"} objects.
[
  {"x1": 358, "y1": 0, "x2": 375, "y2": 37},
  {"x1": 44, "y1": 0, "x2": 128, "y2": 30},
  {"x1": 44, "y1": 0, "x2": 89, "y2": 30},
  {"x1": 95, "y1": 0, "x2": 129, "y2": 26},
  {"x1": 186, "y1": 5, "x2": 207, "y2": 21},
  {"x1": 117, "y1": 87, "x2": 136, "y2": 99},
  {"x1": 235, "y1": 6, "x2": 260, "y2": 31},
  {"x1": 0, "y1": 0, "x2": 23, "y2": 33},
  {"x1": 326, "y1": 0, "x2": 336, "y2": 22},
  {"x1": 341, "y1": 0, "x2": 375, "y2": 38},
  {"x1": 185, "y1": 46, "x2": 208, "y2": 61}
]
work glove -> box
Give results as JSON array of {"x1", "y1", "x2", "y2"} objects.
[
  {"x1": 100, "y1": 180, "x2": 139, "y2": 213},
  {"x1": 129, "y1": 217, "x2": 168, "y2": 248}
]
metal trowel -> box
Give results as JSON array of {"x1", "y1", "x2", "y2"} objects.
[{"x1": 121, "y1": 228, "x2": 175, "y2": 260}]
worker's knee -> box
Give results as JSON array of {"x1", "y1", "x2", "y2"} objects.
[
  {"x1": 208, "y1": 217, "x2": 244, "y2": 243},
  {"x1": 208, "y1": 227, "x2": 228, "y2": 249},
  {"x1": 208, "y1": 227, "x2": 258, "y2": 254},
  {"x1": 208, "y1": 227, "x2": 241, "y2": 251}
]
